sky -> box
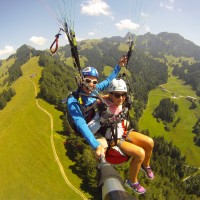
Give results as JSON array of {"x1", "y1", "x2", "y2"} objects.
[{"x1": 0, "y1": 0, "x2": 200, "y2": 60}]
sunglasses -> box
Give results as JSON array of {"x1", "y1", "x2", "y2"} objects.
[
  {"x1": 111, "y1": 92, "x2": 127, "y2": 98},
  {"x1": 84, "y1": 78, "x2": 98, "y2": 85}
]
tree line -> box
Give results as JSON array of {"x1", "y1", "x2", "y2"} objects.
[
  {"x1": 172, "y1": 61, "x2": 200, "y2": 96},
  {"x1": 7, "y1": 45, "x2": 40, "y2": 84},
  {"x1": 153, "y1": 98, "x2": 179, "y2": 123},
  {"x1": 0, "y1": 88, "x2": 16, "y2": 109},
  {"x1": 38, "y1": 52, "x2": 77, "y2": 109},
  {"x1": 193, "y1": 118, "x2": 200, "y2": 146}
]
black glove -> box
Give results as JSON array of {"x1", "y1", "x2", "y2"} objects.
[
  {"x1": 100, "y1": 109, "x2": 113, "y2": 125},
  {"x1": 98, "y1": 102, "x2": 107, "y2": 113}
]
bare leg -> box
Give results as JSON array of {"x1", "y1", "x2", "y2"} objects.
[
  {"x1": 126, "y1": 131, "x2": 154, "y2": 167},
  {"x1": 118, "y1": 140, "x2": 145, "y2": 183}
]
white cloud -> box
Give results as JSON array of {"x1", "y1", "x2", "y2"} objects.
[
  {"x1": 88, "y1": 32, "x2": 95, "y2": 36},
  {"x1": 29, "y1": 36, "x2": 47, "y2": 46},
  {"x1": 81, "y1": 0, "x2": 111, "y2": 16},
  {"x1": 115, "y1": 19, "x2": 140, "y2": 31},
  {"x1": 160, "y1": 0, "x2": 174, "y2": 11},
  {"x1": 160, "y1": 0, "x2": 182, "y2": 12},
  {"x1": 0, "y1": 45, "x2": 15, "y2": 57}
]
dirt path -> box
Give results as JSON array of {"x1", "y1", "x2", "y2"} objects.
[
  {"x1": 30, "y1": 78, "x2": 88, "y2": 200},
  {"x1": 182, "y1": 167, "x2": 200, "y2": 182}
]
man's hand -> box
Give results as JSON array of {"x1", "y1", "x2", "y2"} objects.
[
  {"x1": 95, "y1": 145, "x2": 105, "y2": 157},
  {"x1": 124, "y1": 95, "x2": 132, "y2": 109},
  {"x1": 119, "y1": 55, "x2": 128, "y2": 67}
]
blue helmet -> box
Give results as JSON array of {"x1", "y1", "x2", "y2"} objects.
[{"x1": 82, "y1": 67, "x2": 99, "y2": 78}]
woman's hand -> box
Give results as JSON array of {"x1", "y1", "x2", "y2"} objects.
[{"x1": 119, "y1": 55, "x2": 128, "y2": 67}]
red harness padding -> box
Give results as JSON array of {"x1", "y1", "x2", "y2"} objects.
[
  {"x1": 105, "y1": 147, "x2": 130, "y2": 165},
  {"x1": 50, "y1": 33, "x2": 61, "y2": 54},
  {"x1": 105, "y1": 118, "x2": 130, "y2": 165}
]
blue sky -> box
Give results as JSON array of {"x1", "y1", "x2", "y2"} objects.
[{"x1": 0, "y1": 0, "x2": 200, "y2": 60}]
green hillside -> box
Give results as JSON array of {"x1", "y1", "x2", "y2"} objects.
[
  {"x1": 0, "y1": 58, "x2": 15, "y2": 92},
  {"x1": 0, "y1": 57, "x2": 89, "y2": 200},
  {"x1": 139, "y1": 75, "x2": 200, "y2": 166}
]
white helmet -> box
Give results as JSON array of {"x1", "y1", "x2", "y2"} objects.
[{"x1": 108, "y1": 78, "x2": 127, "y2": 92}]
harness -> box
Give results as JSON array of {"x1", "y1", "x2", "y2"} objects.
[
  {"x1": 64, "y1": 88, "x2": 102, "y2": 134},
  {"x1": 99, "y1": 106, "x2": 130, "y2": 147},
  {"x1": 98, "y1": 103, "x2": 132, "y2": 165}
]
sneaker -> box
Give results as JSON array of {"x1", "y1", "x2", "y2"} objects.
[
  {"x1": 124, "y1": 179, "x2": 146, "y2": 194},
  {"x1": 141, "y1": 165, "x2": 154, "y2": 179}
]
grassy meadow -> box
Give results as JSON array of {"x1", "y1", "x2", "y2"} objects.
[
  {"x1": 139, "y1": 75, "x2": 200, "y2": 166},
  {"x1": 0, "y1": 57, "x2": 90, "y2": 200}
]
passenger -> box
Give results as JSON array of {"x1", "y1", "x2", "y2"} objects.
[{"x1": 99, "y1": 78, "x2": 154, "y2": 194}]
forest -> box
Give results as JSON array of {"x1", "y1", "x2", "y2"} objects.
[
  {"x1": 0, "y1": 87, "x2": 16, "y2": 109},
  {"x1": 153, "y1": 98, "x2": 179, "y2": 123},
  {"x1": 172, "y1": 61, "x2": 200, "y2": 96}
]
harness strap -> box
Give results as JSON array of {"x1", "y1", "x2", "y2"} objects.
[
  {"x1": 81, "y1": 100, "x2": 98, "y2": 113},
  {"x1": 69, "y1": 90, "x2": 99, "y2": 121},
  {"x1": 117, "y1": 138, "x2": 125, "y2": 147},
  {"x1": 100, "y1": 106, "x2": 130, "y2": 148},
  {"x1": 101, "y1": 107, "x2": 128, "y2": 126},
  {"x1": 108, "y1": 122, "x2": 118, "y2": 147},
  {"x1": 50, "y1": 33, "x2": 61, "y2": 54},
  {"x1": 114, "y1": 122, "x2": 118, "y2": 145},
  {"x1": 121, "y1": 120, "x2": 127, "y2": 136}
]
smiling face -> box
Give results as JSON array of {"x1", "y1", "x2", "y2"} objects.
[
  {"x1": 82, "y1": 76, "x2": 98, "y2": 94},
  {"x1": 109, "y1": 92, "x2": 127, "y2": 106}
]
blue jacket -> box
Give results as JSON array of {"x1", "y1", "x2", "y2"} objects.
[{"x1": 67, "y1": 64, "x2": 121, "y2": 149}]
